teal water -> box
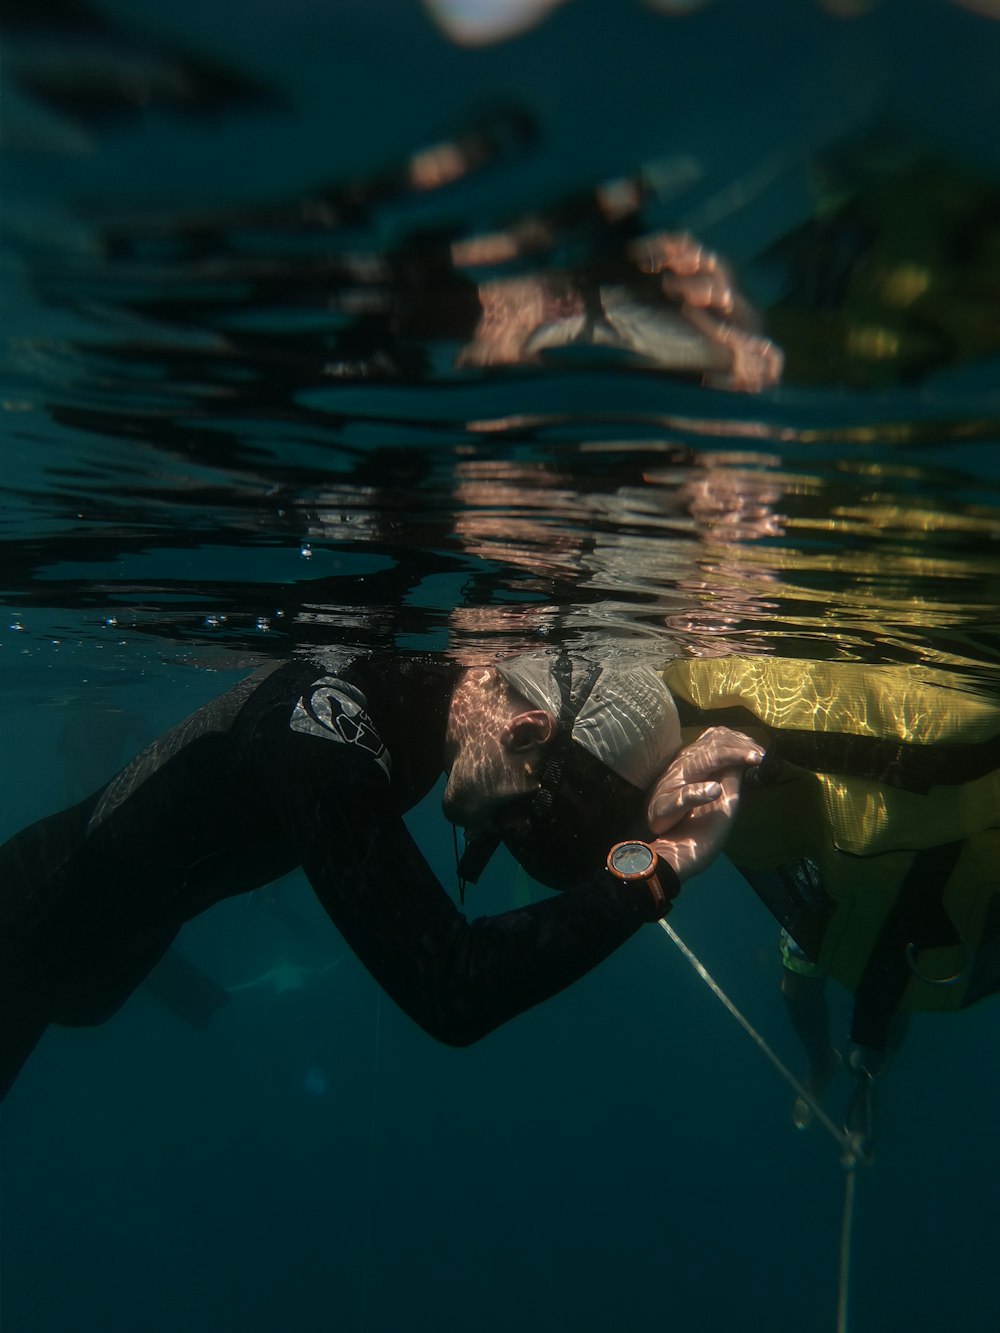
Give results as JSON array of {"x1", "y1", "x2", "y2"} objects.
[{"x1": 2, "y1": 2, "x2": 1000, "y2": 1330}]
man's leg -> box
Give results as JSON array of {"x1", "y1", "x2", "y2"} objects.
[
  {"x1": 843, "y1": 1008, "x2": 909, "y2": 1165},
  {"x1": 779, "y1": 930, "x2": 840, "y2": 1129}
]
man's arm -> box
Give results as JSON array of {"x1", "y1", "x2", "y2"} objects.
[
  {"x1": 255, "y1": 726, "x2": 650, "y2": 1045},
  {"x1": 252, "y1": 714, "x2": 757, "y2": 1047}
]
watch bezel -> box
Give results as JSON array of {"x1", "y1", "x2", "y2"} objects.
[{"x1": 606, "y1": 840, "x2": 659, "y2": 882}]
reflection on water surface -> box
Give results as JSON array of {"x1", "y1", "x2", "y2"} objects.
[
  {"x1": 4, "y1": 51, "x2": 1000, "y2": 688},
  {"x1": 2, "y1": 5, "x2": 1000, "y2": 1331}
]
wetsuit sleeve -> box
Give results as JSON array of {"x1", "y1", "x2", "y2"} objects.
[{"x1": 249, "y1": 708, "x2": 648, "y2": 1047}]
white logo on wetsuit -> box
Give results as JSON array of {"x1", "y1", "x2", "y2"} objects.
[{"x1": 290, "y1": 677, "x2": 391, "y2": 779}]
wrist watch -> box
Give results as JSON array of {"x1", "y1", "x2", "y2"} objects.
[{"x1": 606, "y1": 840, "x2": 679, "y2": 920}]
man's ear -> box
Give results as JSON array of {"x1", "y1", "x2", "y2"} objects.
[{"x1": 500, "y1": 709, "x2": 556, "y2": 753}]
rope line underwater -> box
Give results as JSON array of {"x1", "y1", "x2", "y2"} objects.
[
  {"x1": 837, "y1": 1163, "x2": 857, "y2": 1333},
  {"x1": 657, "y1": 919, "x2": 861, "y2": 1333}
]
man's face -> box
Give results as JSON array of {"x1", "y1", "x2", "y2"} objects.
[
  {"x1": 442, "y1": 667, "x2": 548, "y2": 840},
  {"x1": 442, "y1": 729, "x2": 541, "y2": 839}
]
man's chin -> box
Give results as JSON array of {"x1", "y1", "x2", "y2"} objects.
[{"x1": 440, "y1": 771, "x2": 472, "y2": 828}]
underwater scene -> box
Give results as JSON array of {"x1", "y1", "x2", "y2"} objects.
[{"x1": 2, "y1": 1, "x2": 1000, "y2": 1330}]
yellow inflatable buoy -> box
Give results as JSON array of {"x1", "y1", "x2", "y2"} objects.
[{"x1": 662, "y1": 657, "x2": 1000, "y2": 1017}]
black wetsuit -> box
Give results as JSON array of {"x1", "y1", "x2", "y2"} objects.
[{"x1": 0, "y1": 654, "x2": 653, "y2": 1098}]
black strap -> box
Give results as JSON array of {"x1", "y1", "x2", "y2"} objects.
[{"x1": 532, "y1": 653, "x2": 602, "y2": 822}]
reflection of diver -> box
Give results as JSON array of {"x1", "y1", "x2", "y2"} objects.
[
  {"x1": 85, "y1": 108, "x2": 781, "y2": 396},
  {"x1": 766, "y1": 148, "x2": 1000, "y2": 389},
  {"x1": 661, "y1": 655, "x2": 1000, "y2": 1162},
  {"x1": 454, "y1": 222, "x2": 782, "y2": 391},
  {"x1": 293, "y1": 170, "x2": 784, "y2": 390}
]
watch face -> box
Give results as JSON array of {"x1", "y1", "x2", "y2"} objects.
[{"x1": 609, "y1": 841, "x2": 655, "y2": 877}]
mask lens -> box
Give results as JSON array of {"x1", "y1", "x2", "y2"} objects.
[{"x1": 611, "y1": 842, "x2": 654, "y2": 876}]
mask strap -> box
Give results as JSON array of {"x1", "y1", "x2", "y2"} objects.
[{"x1": 532, "y1": 653, "x2": 602, "y2": 821}]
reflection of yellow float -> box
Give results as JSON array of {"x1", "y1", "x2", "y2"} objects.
[
  {"x1": 766, "y1": 156, "x2": 1000, "y2": 389},
  {"x1": 661, "y1": 657, "x2": 1000, "y2": 1019}
]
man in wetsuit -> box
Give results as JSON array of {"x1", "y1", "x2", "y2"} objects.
[{"x1": 0, "y1": 650, "x2": 762, "y2": 1099}]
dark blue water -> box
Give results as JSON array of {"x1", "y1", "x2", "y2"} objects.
[{"x1": 2, "y1": 2, "x2": 1000, "y2": 1330}]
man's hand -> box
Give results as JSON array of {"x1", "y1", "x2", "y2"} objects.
[{"x1": 645, "y1": 727, "x2": 764, "y2": 882}]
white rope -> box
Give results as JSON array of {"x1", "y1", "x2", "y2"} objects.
[
  {"x1": 657, "y1": 919, "x2": 860, "y2": 1332},
  {"x1": 837, "y1": 1164, "x2": 857, "y2": 1333},
  {"x1": 657, "y1": 918, "x2": 855, "y2": 1154}
]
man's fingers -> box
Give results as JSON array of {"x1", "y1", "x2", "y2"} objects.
[
  {"x1": 645, "y1": 727, "x2": 764, "y2": 832},
  {"x1": 647, "y1": 728, "x2": 763, "y2": 793},
  {"x1": 676, "y1": 732, "x2": 764, "y2": 780},
  {"x1": 648, "y1": 780, "x2": 722, "y2": 832}
]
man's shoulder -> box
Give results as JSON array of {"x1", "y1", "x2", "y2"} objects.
[
  {"x1": 239, "y1": 649, "x2": 455, "y2": 706},
  {"x1": 240, "y1": 651, "x2": 457, "y2": 788},
  {"x1": 290, "y1": 650, "x2": 458, "y2": 701},
  {"x1": 287, "y1": 673, "x2": 392, "y2": 779}
]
